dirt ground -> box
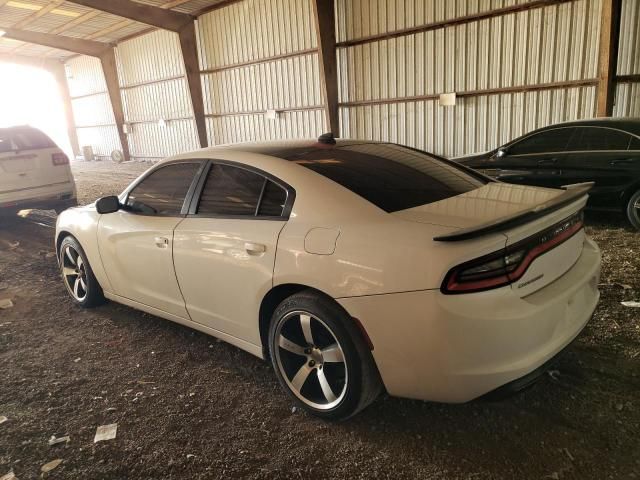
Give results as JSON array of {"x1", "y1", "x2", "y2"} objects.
[{"x1": 0, "y1": 160, "x2": 638, "y2": 480}]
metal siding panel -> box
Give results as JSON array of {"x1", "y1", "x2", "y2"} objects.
[
  {"x1": 121, "y1": 78, "x2": 193, "y2": 122},
  {"x1": 127, "y1": 119, "x2": 199, "y2": 159},
  {"x1": 76, "y1": 126, "x2": 121, "y2": 158},
  {"x1": 617, "y1": 0, "x2": 640, "y2": 75},
  {"x1": 66, "y1": 56, "x2": 107, "y2": 97},
  {"x1": 116, "y1": 30, "x2": 185, "y2": 86},
  {"x1": 614, "y1": 83, "x2": 640, "y2": 117},
  {"x1": 71, "y1": 93, "x2": 115, "y2": 126}
]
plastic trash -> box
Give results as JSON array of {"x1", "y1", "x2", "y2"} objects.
[
  {"x1": 94, "y1": 424, "x2": 117, "y2": 443},
  {"x1": 41, "y1": 459, "x2": 62, "y2": 473},
  {"x1": 48, "y1": 435, "x2": 70, "y2": 446},
  {"x1": 0, "y1": 299, "x2": 13, "y2": 309}
]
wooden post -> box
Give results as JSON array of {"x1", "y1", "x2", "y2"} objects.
[
  {"x1": 179, "y1": 22, "x2": 208, "y2": 148},
  {"x1": 99, "y1": 49, "x2": 131, "y2": 162},
  {"x1": 49, "y1": 62, "x2": 81, "y2": 158},
  {"x1": 596, "y1": 0, "x2": 622, "y2": 117},
  {"x1": 312, "y1": 0, "x2": 340, "y2": 137}
]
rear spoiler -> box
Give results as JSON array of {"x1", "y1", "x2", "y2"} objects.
[{"x1": 433, "y1": 182, "x2": 594, "y2": 242}]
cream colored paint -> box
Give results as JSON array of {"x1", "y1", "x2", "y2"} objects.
[{"x1": 55, "y1": 140, "x2": 601, "y2": 402}]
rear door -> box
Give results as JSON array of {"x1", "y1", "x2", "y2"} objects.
[
  {"x1": 561, "y1": 127, "x2": 639, "y2": 208},
  {"x1": 0, "y1": 128, "x2": 73, "y2": 201},
  {"x1": 494, "y1": 127, "x2": 575, "y2": 188},
  {"x1": 173, "y1": 161, "x2": 290, "y2": 345}
]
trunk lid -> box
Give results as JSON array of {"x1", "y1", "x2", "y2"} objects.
[
  {"x1": 0, "y1": 147, "x2": 72, "y2": 197},
  {"x1": 393, "y1": 182, "x2": 588, "y2": 295}
]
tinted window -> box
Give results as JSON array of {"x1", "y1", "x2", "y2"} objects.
[
  {"x1": 631, "y1": 137, "x2": 640, "y2": 150},
  {"x1": 126, "y1": 163, "x2": 200, "y2": 215},
  {"x1": 566, "y1": 127, "x2": 633, "y2": 151},
  {"x1": 258, "y1": 180, "x2": 287, "y2": 216},
  {"x1": 287, "y1": 143, "x2": 484, "y2": 212},
  {"x1": 509, "y1": 128, "x2": 573, "y2": 155},
  {"x1": 11, "y1": 129, "x2": 56, "y2": 150},
  {"x1": 197, "y1": 164, "x2": 262, "y2": 216}
]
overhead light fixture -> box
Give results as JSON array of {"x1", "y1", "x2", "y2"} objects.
[
  {"x1": 5, "y1": 1, "x2": 81, "y2": 17},
  {"x1": 0, "y1": 30, "x2": 5, "y2": 37}
]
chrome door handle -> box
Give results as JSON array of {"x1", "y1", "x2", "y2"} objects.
[
  {"x1": 154, "y1": 236, "x2": 169, "y2": 248},
  {"x1": 610, "y1": 158, "x2": 633, "y2": 166},
  {"x1": 244, "y1": 242, "x2": 266, "y2": 254}
]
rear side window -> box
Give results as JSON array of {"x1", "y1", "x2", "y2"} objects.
[
  {"x1": 509, "y1": 128, "x2": 574, "y2": 155},
  {"x1": 126, "y1": 162, "x2": 200, "y2": 215},
  {"x1": 287, "y1": 143, "x2": 484, "y2": 212},
  {"x1": 631, "y1": 137, "x2": 640, "y2": 150},
  {"x1": 566, "y1": 127, "x2": 633, "y2": 151},
  {"x1": 197, "y1": 163, "x2": 287, "y2": 217},
  {"x1": 11, "y1": 129, "x2": 56, "y2": 150}
]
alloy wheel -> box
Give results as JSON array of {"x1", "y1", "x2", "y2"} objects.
[
  {"x1": 61, "y1": 245, "x2": 88, "y2": 302},
  {"x1": 274, "y1": 311, "x2": 348, "y2": 410}
]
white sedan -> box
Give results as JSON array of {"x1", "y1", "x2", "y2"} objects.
[{"x1": 55, "y1": 136, "x2": 601, "y2": 420}]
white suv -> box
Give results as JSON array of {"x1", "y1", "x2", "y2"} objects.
[{"x1": 0, "y1": 126, "x2": 77, "y2": 216}]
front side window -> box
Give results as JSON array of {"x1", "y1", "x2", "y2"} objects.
[
  {"x1": 566, "y1": 127, "x2": 633, "y2": 151},
  {"x1": 126, "y1": 162, "x2": 200, "y2": 215},
  {"x1": 508, "y1": 128, "x2": 574, "y2": 155},
  {"x1": 285, "y1": 143, "x2": 484, "y2": 212},
  {"x1": 197, "y1": 163, "x2": 288, "y2": 217}
]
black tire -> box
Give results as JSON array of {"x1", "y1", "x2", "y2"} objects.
[
  {"x1": 626, "y1": 190, "x2": 640, "y2": 231},
  {"x1": 268, "y1": 290, "x2": 382, "y2": 420},
  {"x1": 59, "y1": 235, "x2": 105, "y2": 308}
]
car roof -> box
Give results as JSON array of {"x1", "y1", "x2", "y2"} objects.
[
  {"x1": 168, "y1": 138, "x2": 387, "y2": 162},
  {"x1": 535, "y1": 117, "x2": 640, "y2": 136}
]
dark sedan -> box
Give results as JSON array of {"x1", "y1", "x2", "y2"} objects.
[{"x1": 456, "y1": 118, "x2": 640, "y2": 230}]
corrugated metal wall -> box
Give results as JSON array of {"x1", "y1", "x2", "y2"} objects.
[
  {"x1": 63, "y1": 0, "x2": 639, "y2": 162},
  {"x1": 116, "y1": 29, "x2": 199, "y2": 161},
  {"x1": 66, "y1": 55, "x2": 121, "y2": 158},
  {"x1": 336, "y1": 0, "x2": 602, "y2": 157},
  {"x1": 614, "y1": 0, "x2": 640, "y2": 117},
  {"x1": 197, "y1": 0, "x2": 326, "y2": 145}
]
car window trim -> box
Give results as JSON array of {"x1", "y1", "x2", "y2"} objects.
[
  {"x1": 506, "y1": 126, "x2": 576, "y2": 156},
  {"x1": 186, "y1": 159, "x2": 296, "y2": 221},
  {"x1": 120, "y1": 159, "x2": 206, "y2": 217}
]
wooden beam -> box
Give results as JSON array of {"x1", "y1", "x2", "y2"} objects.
[
  {"x1": 13, "y1": 1, "x2": 66, "y2": 29},
  {"x1": 99, "y1": 48, "x2": 131, "y2": 162},
  {"x1": 66, "y1": 0, "x2": 192, "y2": 32},
  {"x1": 312, "y1": 0, "x2": 340, "y2": 136},
  {"x1": 49, "y1": 62, "x2": 81, "y2": 157},
  {"x1": 178, "y1": 22, "x2": 207, "y2": 147},
  {"x1": 1, "y1": 28, "x2": 111, "y2": 56},
  {"x1": 596, "y1": 0, "x2": 622, "y2": 117}
]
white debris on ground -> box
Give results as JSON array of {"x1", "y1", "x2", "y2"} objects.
[
  {"x1": 0, "y1": 299, "x2": 13, "y2": 309},
  {"x1": 94, "y1": 423, "x2": 118, "y2": 443},
  {"x1": 621, "y1": 301, "x2": 640, "y2": 307},
  {"x1": 48, "y1": 435, "x2": 70, "y2": 446},
  {"x1": 0, "y1": 470, "x2": 17, "y2": 480},
  {"x1": 0, "y1": 416, "x2": 7, "y2": 424},
  {"x1": 40, "y1": 459, "x2": 62, "y2": 473}
]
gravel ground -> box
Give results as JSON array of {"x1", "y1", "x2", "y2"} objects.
[{"x1": 0, "y1": 160, "x2": 638, "y2": 480}]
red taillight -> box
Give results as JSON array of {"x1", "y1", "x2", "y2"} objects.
[
  {"x1": 52, "y1": 153, "x2": 69, "y2": 166},
  {"x1": 442, "y1": 211, "x2": 584, "y2": 294}
]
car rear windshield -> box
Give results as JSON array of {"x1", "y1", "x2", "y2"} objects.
[
  {"x1": 1, "y1": 128, "x2": 57, "y2": 151},
  {"x1": 286, "y1": 143, "x2": 485, "y2": 212}
]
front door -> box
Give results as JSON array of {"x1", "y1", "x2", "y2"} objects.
[
  {"x1": 97, "y1": 161, "x2": 203, "y2": 318},
  {"x1": 495, "y1": 127, "x2": 575, "y2": 188},
  {"x1": 173, "y1": 162, "x2": 290, "y2": 345}
]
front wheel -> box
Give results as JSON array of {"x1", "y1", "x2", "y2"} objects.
[
  {"x1": 59, "y1": 236, "x2": 105, "y2": 308},
  {"x1": 268, "y1": 291, "x2": 382, "y2": 420},
  {"x1": 626, "y1": 190, "x2": 640, "y2": 231}
]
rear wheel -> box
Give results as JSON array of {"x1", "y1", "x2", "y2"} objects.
[
  {"x1": 59, "y1": 236, "x2": 105, "y2": 308},
  {"x1": 268, "y1": 291, "x2": 382, "y2": 420},
  {"x1": 626, "y1": 190, "x2": 640, "y2": 231}
]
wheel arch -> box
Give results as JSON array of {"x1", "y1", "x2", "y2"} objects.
[
  {"x1": 259, "y1": 283, "x2": 369, "y2": 359},
  {"x1": 55, "y1": 230, "x2": 74, "y2": 261},
  {"x1": 622, "y1": 181, "x2": 640, "y2": 208}
]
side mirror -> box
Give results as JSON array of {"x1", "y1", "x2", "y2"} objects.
[{"x1": 96, "y1": 195, "x2": 120, "y2": 214}]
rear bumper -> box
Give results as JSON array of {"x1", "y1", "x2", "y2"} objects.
[
  {"x1": 338, "y1": 237, "x2": 601, "y2": 403},
  {"x1": 0, "y1": 192, "x2": 77, "y2": 213}
]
